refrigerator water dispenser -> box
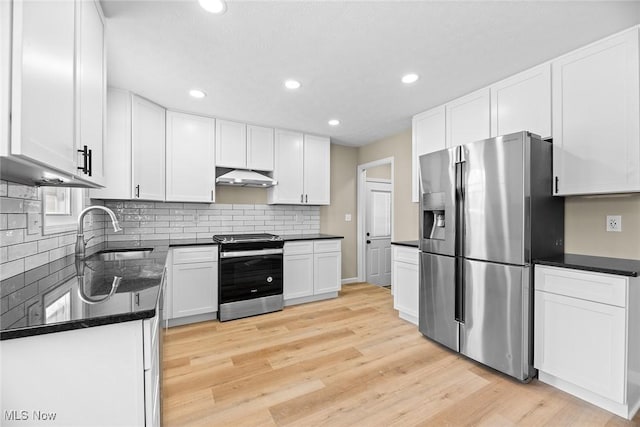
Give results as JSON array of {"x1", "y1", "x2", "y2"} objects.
[{"x1": 422, "y1": 192, "x2": 446, "y2": 241}]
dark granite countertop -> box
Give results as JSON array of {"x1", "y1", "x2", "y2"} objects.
[
  {"x1": 281, "y1": 234, "x2": 344, "y2": 241},
  {"x1": 535, "y1": 254, "x2": 640, "y2": 277},
  {"x1": 0, "y1": 240, "x2": 187, "y2": 340},
  {"x1": 391, "y1": 240, "x2": 419, "y2": 248}
]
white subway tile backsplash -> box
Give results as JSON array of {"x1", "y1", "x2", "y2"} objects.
[
  {"x1": 0, "y1": 198, "x2": 24, "y2": 213},
  {"x1": 0, "y1": 181, "x2": 7, "y2": 197},
  {"x1": 24, "y1": 252, "x2": 49, "y2": 270}
]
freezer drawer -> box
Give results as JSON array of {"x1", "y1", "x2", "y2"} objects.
[
  {"x1": 419, "y1": 252, "x2": 458, "y2": 351},
  {"x1": 459, "y1": 259, "x2": 532, "y2": 381}
]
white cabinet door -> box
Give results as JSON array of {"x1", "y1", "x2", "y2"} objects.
[
  {"x1": 10, "y1": 0, "x2": 76, "y2": 174},
  {"x1": 90, "y1": 88, "x2": 132, "y2": 199},
  {"x1": 552, "y1": 28, "x2": 640, "y2": 195},
  {"x1": 1, "y1": 1, "x2": 10, "y2": 153},
  {"x1": 491, "y1": 63, "x2": 551, "y2": 139},
  {"x1": 303, "y1": 134, "x2": 330, "y2": 205},
  {"x1": 534, "y1": 290, "x2": 626, "y2": 403},
  {"x1": 171, "y1": 262, "x2": 218, "y2": 319},
  {"x1": 132, "y1": 95, "x2": 165, "y2": 201},
  {"x1": 284, "y1": 253, "x2": 314, "y2": 300},
  {"x1": 392, "y1": 260, "x2": 419, "y2": 324},
  {"x1": 412, "y1": 106, "x2": 446, "y2": 202},
  {"x1": 314, "y1": 251, "x2": 341, "y2": 294},
  {"x1": 215, "y1": 119, "x2": 246, "y2": 169},
  {"x1": 166, "y1": 111, "x2": 215, "y2": 202},
  {"x1": 246, "y1": 124, "x2": 274, "y2": 171},
  {"x1": 446, "y1": 88, "x2": 491, "y2": 148},
  {"x1": 76, "y1": 0, "x2": 105, "y2": 186},
  {"x1": 269, "y1": 129, "x2": 304, "y2": 204}
]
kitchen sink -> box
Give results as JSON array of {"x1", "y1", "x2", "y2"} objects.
[{"x1": 86, "y1": 248, "x2": 154, "y2": 261}]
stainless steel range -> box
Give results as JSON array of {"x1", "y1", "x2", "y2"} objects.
[{"x1": 213, "y1": 233, "x2": 284, "y2": 321}]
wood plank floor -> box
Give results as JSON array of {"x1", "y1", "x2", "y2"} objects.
[{"x1": 162, "y1": 283, "x2": 640, "y2": 426}]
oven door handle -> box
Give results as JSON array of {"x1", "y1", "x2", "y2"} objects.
[{"x1": 220, "y1": 248, "x2": 284, "y2": 258}]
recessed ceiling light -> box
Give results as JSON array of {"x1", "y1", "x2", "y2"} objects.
[
  {"x1": 328, "y1": 119, "x2": 340, "y2": 126},
  {"x1": 284, "y1": 79, "x2": 301, "y2": 90},
  {"x1": 401, "y1": 73, "x2": 419, "y2": 84},
  {"x1": 199, "y1": 0, "x2": 226, "y2": 14},
  {"x1": 189, "y1": 89, "x2": 206, "y2": 98}
]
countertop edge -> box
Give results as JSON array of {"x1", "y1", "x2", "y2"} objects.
[
  {"x1": 534, "y1": 256, "x2": 639, "y2": 278},
  {"x1": 0, "y1": 308, "x2": 157, "y2": 341},
  {"x1": 391, "y1": 241, "x2": 419, "y2": 248},
  {"x1": 282, "y1": 234, "x2": 344, "y2": 242}
]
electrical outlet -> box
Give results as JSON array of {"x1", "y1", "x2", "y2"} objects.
[
  {"x1": 606, "y1": 215, "x2": 622, "y2": 232},
  {"x1": 345, "y1": 214, "x2": 352, "y2": 222}
]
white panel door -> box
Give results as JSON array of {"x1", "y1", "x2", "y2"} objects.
[
  {"x1": 412, "y1": 106, "x2": 446, "y2": 202},
  {"x1": 269, "y1": 129, "x2": 304, "y2": 204},
  {"x1": 131, "y1": 95, "x2": 165, "y2": 201},
  {"x1": 491, "y1": 63, "x2": 551, "y2": 139},
  {"x1": 552, "y1": 28, "x2": 640, "y2": 195},
  {"x1": 534, "y1": 290, "x2": 626, "y2": 403},
  {"x1": 365, "y1": 180, "x2": 392, "y2": 286},
  {"x1": 284, "y1": 253, "x2": 314, "y2": 300},
  {"x1": 246, "y1": 124, "x2": 274, "y2": 171},
  {"x1": 446, "y1": 88, "x2": 491, "y2": 148},
  {"x1": 171, "y1": 262, "x2": 218, "y2": 319},
  {"x1": 166, "y1": 111, "x2": 215, "y2": 202},
  {"x1": 90, "y1": 89, "x2": 132, "y2": 199},
  {"x1": 76, "y1": 0, "x2": 105, "y2": 185},
  {"x1": 215, "y1": 119, "x2": 246, "y2": 169},
  {"x1": 303, "y1": 134, "x2": 330, "y2": 205},
  {"x1": 11, "y1": 0, "x2": 76, "y2": 174},
  {"x1": 314, "y1": 251, "x2": 341, "y2": 294}
]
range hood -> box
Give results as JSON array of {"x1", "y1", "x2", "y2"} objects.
[{"x1": 215, "y1": 169, "x2": 277, "y2": 188}]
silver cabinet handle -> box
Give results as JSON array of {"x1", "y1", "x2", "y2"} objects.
[
  {"x1": 135, "y1": 185, "x2": 140, "y2": 198},
  {"x1": 305, "y1": 194, "x2": 308, "y2": 203},
  {"x1": 300, "y1": 194, "x2": 303, "y2": 203}
]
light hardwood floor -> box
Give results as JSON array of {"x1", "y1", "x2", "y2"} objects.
[{"x1": 162, "y1": 283, "x2": 640, "y2": 426}]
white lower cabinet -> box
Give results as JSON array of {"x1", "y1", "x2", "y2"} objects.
[
  {"x1": 534, "y1": 265, "x2": 640, "y2": 420},
  {"x1": 284, "y1": 239, "x2": 341, "y2": 305},
  {"x1": 166, "y1": 246, "x2": 218, "y2": 326},
  {"x1": 391, "y1": 244, "x2": 419, "y2": 325}
]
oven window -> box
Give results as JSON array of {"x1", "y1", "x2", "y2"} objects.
[{"x1": 219, "y1": 254, "x2": 283, "y2": 303}]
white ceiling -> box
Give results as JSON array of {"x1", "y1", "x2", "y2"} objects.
[{"x1": 101, "y1": 0, "x2": 640, "y2": 147}]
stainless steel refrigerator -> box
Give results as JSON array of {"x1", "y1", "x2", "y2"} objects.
[{"x1": 418, "y1": 131, "x2": 564, "y2": 382}]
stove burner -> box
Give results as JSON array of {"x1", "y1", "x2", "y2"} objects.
[{"x1": 213, "y1": 233, "x2": 283, "y2": 244}]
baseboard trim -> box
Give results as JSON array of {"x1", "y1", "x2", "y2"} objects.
[
  {"x1": 166, "y1": 312, "x2": 217, "y2": 328},
  {"x1": 341, "y1": 277, "x2": 359, "y2": 285}
]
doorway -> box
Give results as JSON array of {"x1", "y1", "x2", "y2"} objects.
[{"x1": 357, "y1": 157, "x2": 394, "y2": 286}]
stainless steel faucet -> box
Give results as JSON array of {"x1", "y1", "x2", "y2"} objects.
[{"x1": 75, "y1": 206, "x2": 122, "y2": 258}]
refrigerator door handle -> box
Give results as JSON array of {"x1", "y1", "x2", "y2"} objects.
[{"x1": 454, "y1": 158, "x2": 466, "y2": 323}]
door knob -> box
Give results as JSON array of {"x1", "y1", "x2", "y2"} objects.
[
  {"x1": 366, "y1": 232, "x2": 370, "y2": 237},
  {"x1": 366, "y1": 240, "x2": 371, "y2": 244}
]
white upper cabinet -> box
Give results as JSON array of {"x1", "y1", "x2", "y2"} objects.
[
  {"x1": 303, "y1": 134, "x2": 330, "y2": 204},
  {"x1": 1, "y1": 1, "x2": 10, "y2": 152},
  {"x1": 90, "y1": 88, "x2": 132, "y2": 199},
  {"x1": 490, "y1": 63, "x2": 551, "y2": 139},
  {"x1": 246, "y1": 124, "x2": 274, "y2": 171},
  {"x1": 269, "y1": 129, "x2": 304, "y2": 204},
  {"x1": 411, "y1": 106, "x2": 446, "y2": 202},
  {"x1": 132, "y1": 95, "x2": 166, "y2": 201},
  {"x1": 552, "y1": 27, "x2": 640, "y2": 196},
  {"x1": 76, "y1": 0, "x2": 105, "y2": 186},
  {"x1": 446, "y1": 88, "x2": 491, "y2": 148},
  {"x1": 9, "y1": 0, "x2": 76, "y2": 175},
  {"x1": 268, "y1": 130, "x2": 330, "y2": 205},
  {"x1": 216, "y1": 120, "x2": 275, "y2": 171},
  {"x1": 166, "y1": 112, "x2": 215, "y2": 203},
  {"x1": 215, "y1": 119, "x2": 246, "y2": 169}
]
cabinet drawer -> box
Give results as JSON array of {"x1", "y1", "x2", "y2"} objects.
[
  {"x1": 314, "y1": 239, "x2": 341, "y2": 254},
  {"x1": 284, "y1": 241, "x2": 313, "y2": 255},
  {"x1": 393, "y1": 245, "x2": 419, "y2": 265},
  {"x1": 173, "y1": 245, "x2": 218, "y2": 264},
  {"x1": 535, "y1": 265, "x2": 627, "y2": 308}
]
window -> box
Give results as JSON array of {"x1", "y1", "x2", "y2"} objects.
[{"x1": 42, "y1": 188, "x2": 83, "y2": 235}]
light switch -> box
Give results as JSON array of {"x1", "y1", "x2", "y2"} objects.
[{"x1": 345, "y1": 214, "x2": 352, "y2": 222}]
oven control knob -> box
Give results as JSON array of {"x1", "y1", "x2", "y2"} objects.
[{"x1": 267, "y1": 276, "x2": 273, "y2": 283}]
